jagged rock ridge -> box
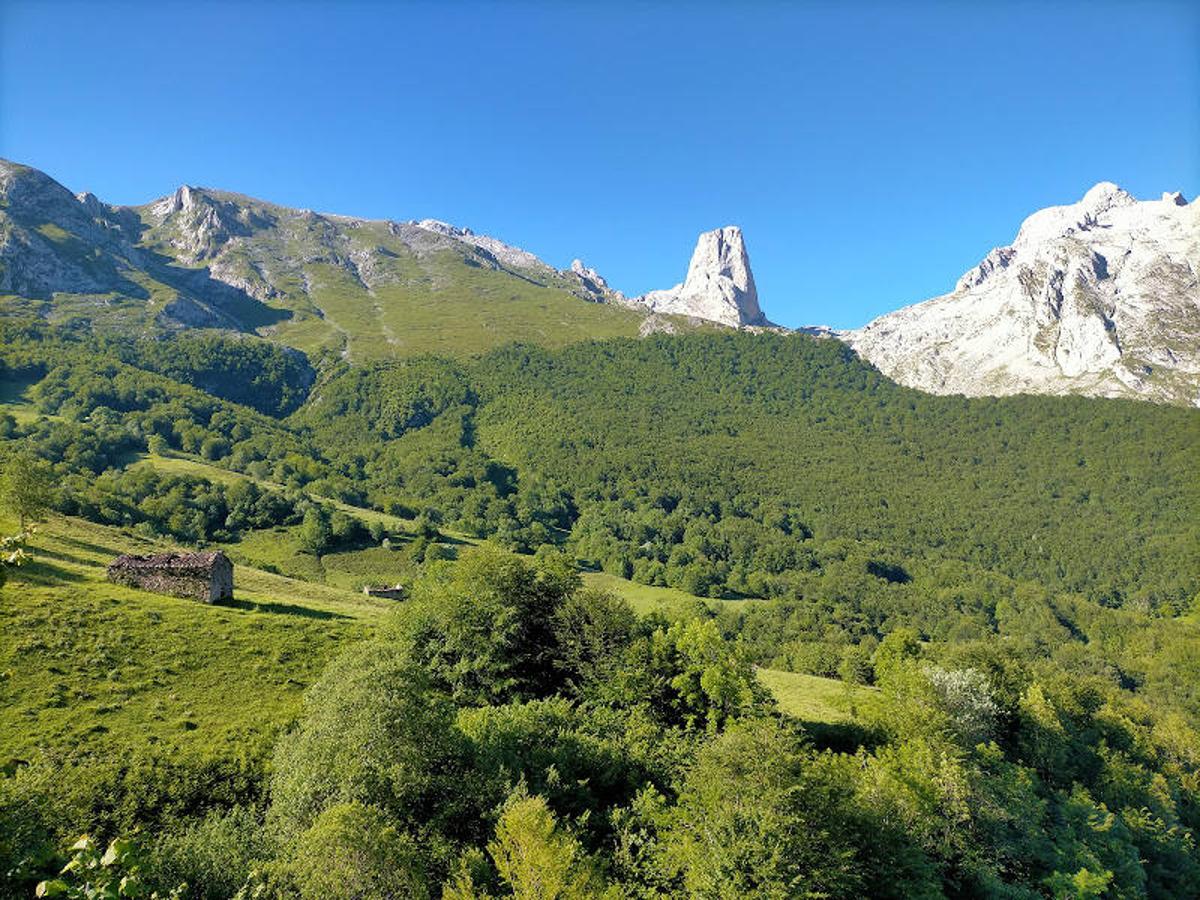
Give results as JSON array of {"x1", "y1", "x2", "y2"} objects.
[
  {"x1": 635, "y1": 226, "x2": 770, "y2": 328},
  {"x1": 844, "y1": 183, "x2": 1200, "y2": 406},
  {"x1": 0, "y1": 158, "x2": 779, "y2": 357},
  {"x1": 0, "y1": 158, "x2": 680, "y2": 356}
]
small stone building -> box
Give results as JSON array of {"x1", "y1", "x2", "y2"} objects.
[
  {"x1": 107, "y1": 551, "x2": 234, "y2": 604},
  {"x1": 362, "y1": 583, "x2": 406, "y2": 601}
]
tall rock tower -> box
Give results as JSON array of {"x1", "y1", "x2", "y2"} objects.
[{"x1": 638, "y1": 226, "x2": 770, "y2": 327}]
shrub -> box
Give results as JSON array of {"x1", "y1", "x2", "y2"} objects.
[{"x1": 282, "y1": 803, "x2": 428, "y2": 900}]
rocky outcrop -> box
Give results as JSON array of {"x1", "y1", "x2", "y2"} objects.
[
  {"x1": 845, "y1": 183, "x2": 1200, "y2": 406},
  {"x1": 566, "y1": 258, "x2": 627, "y2": 304},
  {"x1": 635, "y1": 226, "x2": 769, "y2": 328},
  {"x1": 414, "y1": 219, "x2": 553, "y2": 274},
  {"x1": 0, "y1": 160, "x2": 293, "y2": 329},
  {"x1": 152, "y1": 186, "x2": 276, "y2": 262},
  {"x1": 0, "y1": 159, "x2": 140, "y2": 296}
]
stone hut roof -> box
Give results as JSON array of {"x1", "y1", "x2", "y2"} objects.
[{"x1": 108, "y1": 551, "x2": 230, "y2": 573}]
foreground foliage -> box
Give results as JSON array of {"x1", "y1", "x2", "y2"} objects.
[{"x1": 6, "y1": 547, "x2": 1196, "y2": 898}]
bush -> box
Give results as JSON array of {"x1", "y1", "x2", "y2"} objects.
[
  {"x1": 151, "y1": 806, "x2": 271, "y2": 900},
  {"x1": 282, "y1": 803, "x2": 428, "y2": 900},
  {"x1": 36, "y1": 834, "x2": 185, "y2": 900},
  {"x1": 268, "y1": 642, "x2": 468, "y2": 837}
]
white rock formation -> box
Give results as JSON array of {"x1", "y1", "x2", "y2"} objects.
[
  {"x1": 153, "y1": 184, "x2": 201, "y2": 217},
  {"x1": 845, "y1": 183, "x2": 1200, "y2": 406},
  {"x1": 414, "y1": 219, "x2": 553, "y2": 273},
  {"x1": 570, "y1": 258, "x2": 607, "y2": 287},
  {"x1": 150, "y1": 185, "x2": 276, "y2": 262},
  {"x1": 637, "y1": 226, "x2": 769, "y2": 327}
]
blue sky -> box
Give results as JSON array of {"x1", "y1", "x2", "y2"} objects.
[{"x1": 2, "y1": 1, "x2": 1196, "y2": 329}]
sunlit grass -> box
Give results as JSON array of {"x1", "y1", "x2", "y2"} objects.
[
  {"x1": 0, "y1": 513, "x2": 385, "y2": 762},
  {"x1": 756, "y1": 667, "x2": 880, "y2": 724}
]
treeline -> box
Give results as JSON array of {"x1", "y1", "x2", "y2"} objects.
[
  {"x1": 58, "y1": 468, "x2": 304, "y2": 544},
  {"x1": 6, "y1": 550, "x2": 1198, "y2": 898},
  {"x1": 112, "y1": 332, "x2": 315, "y2": 417},
  {"x1": 1, "y1": 321, "x2": 362, "y2": 502},
  {"x1": 0, "y1": 324, "x2": 371, "y2": 550},
  {"x1": 2, "y1": 322, "x2": 314, "y2": 417}
]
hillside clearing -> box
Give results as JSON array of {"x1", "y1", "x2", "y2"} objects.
[
  {"x1": 0, "y1": 514, "x2": 385, "y2": 763},
  {"x1": 756, "y1": 667, "x2": 880, "y2": 724}
]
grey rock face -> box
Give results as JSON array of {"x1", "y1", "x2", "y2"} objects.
[
  {"x1": 414, "y1": 219, "x2": 553, "y2": 273},
  {"x1": 152, "y1": 186, "x2": 276, "y2": 262},
  {"x1": 845, "y1": 183, "x2": 1200, "y2": 406},
  {"x1": 0, "y1": 159, "x2": 141, "y2": 297},
  {"x1": 636, "y1": 226, "x2": 769, "y2": 327},
  {"x1": 566, "y1": 258, "x2": 626, "y2": 304},
  {"x1": 0, "y1": 160, "x2": 283, "y2": 327}
]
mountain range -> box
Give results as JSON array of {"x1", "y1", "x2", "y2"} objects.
[
  {"x1": 846, "y1": 182, "x2": 1200, "y2": 406},
  {"x1": 1, "y1": 158, "x2": 1197, "y2": 404}
]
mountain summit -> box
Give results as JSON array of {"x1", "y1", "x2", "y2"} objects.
[
  {"x1": 636, "y1": 226, "x2": 770, "y2": 327},
  {"x1": 0, "y1": 159, "x2": 779, "y2": 360},
  {"x1": 845, "y1": 183, "x2": 1200, "y2": 406},
  {"x1": 4, "y1": 158, "x2": 1195, "y2": 403}
]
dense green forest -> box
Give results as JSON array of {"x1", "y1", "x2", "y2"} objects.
[
  {"x1": 2, "y1": 319, "x2": 1199, "y2": 898},
  {"x1": 307, "y1": 334, "x2": 1199, "y2": 607}
]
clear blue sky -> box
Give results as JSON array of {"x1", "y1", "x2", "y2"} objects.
[{"x1": 2, "y1": 1, "x2": 1196, "y2": 329}]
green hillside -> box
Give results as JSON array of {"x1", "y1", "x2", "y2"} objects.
[
  {"x1": 0, "y1": 514, "x2": 384, "y2": 764},
  {"x1": 307, "y1": 332, "x2": 1199, "y2": 607},
  {"x1": 2, "y1": 317, "x2": 1199, "y2": 897}
]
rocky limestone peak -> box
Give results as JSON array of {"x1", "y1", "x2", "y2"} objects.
[
  {"x1": 413, "y1": 218, "x2": 551, "y2": 273},
  {"x1": 0, "y1": 160, "x2": 131, "y2": 240},
  {"x1": 1015, "y1": 182, "x2": 1138, "y2": 248},
  {"x1": 416, "y1": 218, "x2": 472, "y2": 238},
  {"x1": 637, "y1": 225, "x2": 769, "y2": 328},
  {"x1": 150, "y1": 185, "x2": 268, "y2": 262},
  {"x1": 0, "y1": 158, "x2": 86, "y2": 219},
  {"x1": 153, "y1": 185, "x2": 203, "y2": 218},
  {"x1": 846, "y1": 182, "x2": 1200, "y2": 407},
  {"x1": 570, "y1": 258, "x2": 608, "y2": 288},
  {"x1": 0, "y1": 160, "x2": 145, "y2": 297},
  {"x1": 1079, "y1": 181, "x2": 1136, "y2": 212},
  {"x1": 1163, "y1": 191, "x2": 1188, "y2": 206},
  {"x1": 565, "y1": 258, "x2": 625, "y2": 304}
]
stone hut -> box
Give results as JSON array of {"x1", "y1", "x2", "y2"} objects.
[
  {"x1": 362, "y1": 583, "x2": 406, "y2": 601},
  {"x1": 107, "y1": 551, "x2": 234, "y2": 604}
]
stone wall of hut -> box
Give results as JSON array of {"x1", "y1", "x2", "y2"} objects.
[{"x1": 107, "y1": 555, "x2": 234, "y2": 604}]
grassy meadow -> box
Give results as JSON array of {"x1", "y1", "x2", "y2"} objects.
[
  {"x1": 755, "y1": 667, "x2": 879, "y2": 724},
  {"x1": 0, "y1": 513, "x2": 387, "y2": 764}
]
